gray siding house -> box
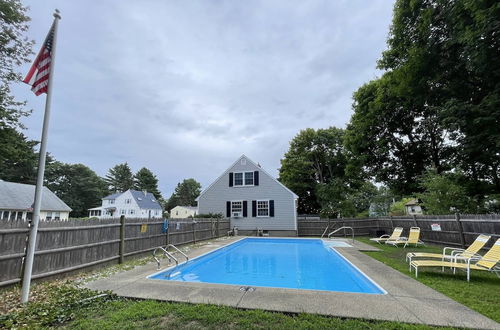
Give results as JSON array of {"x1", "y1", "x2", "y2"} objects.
[
  {"x1": 0, "y1": 180, "x2": 72, "y2": 221},
  {"x1": 197, "y1": 155, "x2": 298, "y2": 236}
]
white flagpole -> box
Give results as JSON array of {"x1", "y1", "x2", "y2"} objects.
[{"x1": 21, "y1": 9, "x2": 61, "y2": 304}]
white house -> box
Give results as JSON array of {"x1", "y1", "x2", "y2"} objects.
[
  {"x1": 89, "y1": 189, "x2": 162, "y2": 219},
  {"x1": 0, "y1": 180, "x2": 71, "y2": 221},
  {"x1": 405, "y1": 199, "x2": 423, "y2": 215},
  {"x1": 197, "y1": 155, "x2": 298, "y2": 236},
  {"x1": 170, "y1": 206, "x2": 198, "y2": 218}
]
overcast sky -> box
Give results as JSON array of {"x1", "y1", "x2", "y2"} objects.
[{"x1": 13, "y1": 0, "x2": 395, "y2": 197}]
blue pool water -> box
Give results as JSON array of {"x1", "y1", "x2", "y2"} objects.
[{"x1": 149, "y1": 238, "x2": 384, "y2": 294}]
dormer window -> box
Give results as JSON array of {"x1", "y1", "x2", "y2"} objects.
[
  {"x1": 234, "y1": 172, "x2": 254, "y2": 186},
  {"x1": 109, "y1": 199, "x2": 115, "y2": 204},
  {"x1": 229, "y1": 171, "x2": 259, "y2": 187}
]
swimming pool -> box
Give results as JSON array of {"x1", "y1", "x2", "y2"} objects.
[{"x1": 149, "y1": 238, "x2": 385, "y2": 294}]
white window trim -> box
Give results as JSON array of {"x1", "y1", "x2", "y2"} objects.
[
  {"x1": 233, "y1": 171, "x2": 254, "y2": 187},
  {"x1": 256, "y1": 199, "x2": 270, "y2": 218},
  {"x1": 231, "y1": 200, "x2": 243, "y2": 217}
]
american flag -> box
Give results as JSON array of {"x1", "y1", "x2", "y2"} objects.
[{"x1": 23, "y1": 22, "x2": 55, "y2": 96}]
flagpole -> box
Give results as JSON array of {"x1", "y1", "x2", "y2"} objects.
[{"x1": 21, "y1": 9, "x2": 61, "y2": 304}]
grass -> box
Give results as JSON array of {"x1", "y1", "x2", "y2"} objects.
[
  {"x1": 357, "y1": 237, "x2": 500, "y2": 323},
  {"x1": 62, "y1": 299, "x2": 455, "y2": 330},
  {"x1": 1, "y1": 281, "x2": 450, "y2": 330}
]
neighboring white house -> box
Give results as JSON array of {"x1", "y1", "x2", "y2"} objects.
[
  {"x1": 170, "y1": 206, "x2": 198, "y2": 218},
  {"x1": 197, "y1": 155, "x2": 299, "y2": 236},
  {"x1": 405, "y1": 199, "x2": 423, "y2": 215},
  {"x1": 89, "y1": 189, "x2": 162, "y2": 219},
  {"x1": 0, "y1": 180, "x2": 72, "y2": 221}
]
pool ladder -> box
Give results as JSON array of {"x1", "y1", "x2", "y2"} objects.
[
  {"x1": 153, "y1": 244, "x2": 189, "y2": 270},
  {"x1": 326, "y1": 226, "x2": 355, "y2": 244}
]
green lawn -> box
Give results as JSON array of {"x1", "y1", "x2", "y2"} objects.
[
  {"x1": 357, "y1": 237, "x2": 500, "y2": 323},
  {"x1": 0, "y1": 282, "x2": 450, "y2": 330}
]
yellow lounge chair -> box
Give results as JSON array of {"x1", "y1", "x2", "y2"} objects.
[
  {"x1": 370, "y1": 227, "x2": 403, "y2": 244},
  {"x1": 406, "y1": 234, "x2": 491, "y2": 264},
  {"x1": 386, "y1": 227, "x2": 424, "y2": 248},
  {"x1": 410, "y1": 238, "x2": 500, "y2": 281}
]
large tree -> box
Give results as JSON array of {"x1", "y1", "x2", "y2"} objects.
[
  {"x1": 346, "y1": 0, "x2": 499, "y2": 197},
  {"x1": 279, "y1": 127, "x2": 369, "y2": 216},
  {"x1": 0, "y1": 0, "x2": 33, "y2": 129},
  {"x1": 165, "y1": 178, "x2": 201, "y2": 212},
  {"x1": 0, "y1": 126, "x2": 37, "y2": 183},
  {"x1": 45, "y1": 161, "x2": 108, "y2": 217},
  {"x1": 134, "y1": 167, "x2": 162, "y2": 200},
  {"x1": 0, "y1": 0, "x2": 38, "y2": 183},
  {"x1": 104, "y1": 163, "x2": 134, "y2": 192}
]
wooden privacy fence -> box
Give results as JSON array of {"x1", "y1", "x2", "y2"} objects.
[
  {"x1": 0, "y1": 217, "x2": 230, "y2": 287},
  {"x1": 298, "y1": 214, "x2": 500, "y2": 249}
]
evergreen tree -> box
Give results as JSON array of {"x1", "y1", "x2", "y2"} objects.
[
  {"x1": 134, "y1": 167, "x2": 162, "y2": 200},
  {"x1": 45, "y1": 162, "x2": 108, "y2": 217},
  {"x1": 104, "y1": 163, "x2": 134, "y2": 192},
  {"x1": 165, "y1": 178, "x2": 201, "y2": 212}
]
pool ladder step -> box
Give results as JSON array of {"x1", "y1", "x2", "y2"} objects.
[{"x1": 153, "y1": 244, "x2": 189, "y2": 270}]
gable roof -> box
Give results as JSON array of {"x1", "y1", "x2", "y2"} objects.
[
  {"x1": 102, "y1": 192, "x2": 122, "y2": 200},
  {"x1": 0, "y1": 180, "x2": 72, "y2": 212},
  {"x1": 196, "y1": 155, "x2": 298, "y2": 201},
  {"x1": 129, "y1": 190, "x2": 163, "y2": 210}
]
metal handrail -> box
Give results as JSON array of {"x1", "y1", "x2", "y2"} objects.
[
  {"x1": 166, "y1": 244, "x2": 189, "y2": 263},
  {"x1": 320, "y1": 225, "x2": 330, "y2": 238},
  {"x1": 327, "y1": 226, "x2": 355, "y2": 244},
  {"x1": 153, "y1": 247, "x2": 178, "y2": 270}
]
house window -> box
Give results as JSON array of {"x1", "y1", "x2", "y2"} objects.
[
  {"x1": 46, "y1": 211, "x2": 52, "y2": 220},
  {"x1": 27, "y1": 212, "x2": 33, "y2": 220},
  {"x1": 54, "y1": 212, "x2": 60, "y2": 220},
  {"x1": 9, "y1": 211, "x2": 15, "y2": 220},
  {"x1": 234, "y1": 172, "x2": 254, "y2": 186},
  {"x1": 125, "y1": 199, "x2": 131, "y2": 204},
  {"x1": 129, "y1": 209, "x2": 135, "y2": 215},
  {"x1": 231, "y1": 201, "x2": 243, "y2": 216},
  {"x1": 245, "y1": 172, "x2": 254, "y2": 185},
  {"x1": 257, "y1": 200, "x2": 269, "y2": 217},
  {"x1": 121, "y1": 209, "x2": 126, "y2": 215},
  {"x1": 109, "y1": 199, "x2": 115, "y2": 204},
  {"x1": 234, "y1": 172, "x2": 243, "y2": 186},
  {"x1": 17, "y1": 212, "x2": 23, "y2": 220}
]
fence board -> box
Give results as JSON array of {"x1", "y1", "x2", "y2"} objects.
[{"x1": 0, "y1": 217, "x2": 229, "y2": 287}]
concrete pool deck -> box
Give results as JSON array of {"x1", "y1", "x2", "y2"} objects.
[{"x1": 85, "y1": 236, "x2": 499, "y2": 329}]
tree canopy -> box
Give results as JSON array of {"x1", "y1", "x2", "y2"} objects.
[
  {"x1": 104, "y1": 163, "x2": 134, "y2": 193},
  {"x1": 165, "y1": 178, "x2": 202, "y2": 212},
  {"x1": 279, "y1": 127, "x2": 372, "y2": 217},
  {"x1": 345, "y1": 0, "x2": 499, "y2": 200},
  {"x1": 44, "y1": 161, "x2": 108, "y2": 217},
  {"x1": 134, "y1": 167, "x2": 162, "y2": 200}
]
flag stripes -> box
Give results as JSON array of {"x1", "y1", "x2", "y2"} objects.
[{"x1": 23, "y1": 22, "x2": 55, "y2": 96}]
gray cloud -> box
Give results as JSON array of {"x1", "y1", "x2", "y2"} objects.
[{"x1": 14, "y1": 0, "x2": 394, "y2": 197}]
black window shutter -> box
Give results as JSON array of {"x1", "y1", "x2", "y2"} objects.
[
  {"x1": 252, "y1": 200, "x2": 256, "y2": 217},
  {"x1": 254, "y1": 171, "x2": 259, "y2": 186},
  {"x1": 229, "y1": 172, "x2": 233, "y2": 187},
  {"x1": 226, "y1": 201, "x2": 231, "y2": 217},
  {"x1": 270, "y1": 200, "x2": 275, "y2": 217},
  {"x1": 243, "y1": 201, "x2": 248, "y2": 217}
]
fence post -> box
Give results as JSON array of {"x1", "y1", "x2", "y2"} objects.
[
  {"x1": 455, "y1": 213, "x2": 466, "y2": 249},
  {"x1": 412, "y1": 215, "x2": 418, "y2": 227},
  {"x1": 389, "y1": 216, "x2": 394, "y2": 230},
  {"x1": 193, "y1": 221, "x2": 196, "y2": 243},
  {"x1": 216, "y1": 218, "x2": 220, "y2": 237},
  {"x1": 119, "y1": 215, "x2": 125, "y2": 264}
]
